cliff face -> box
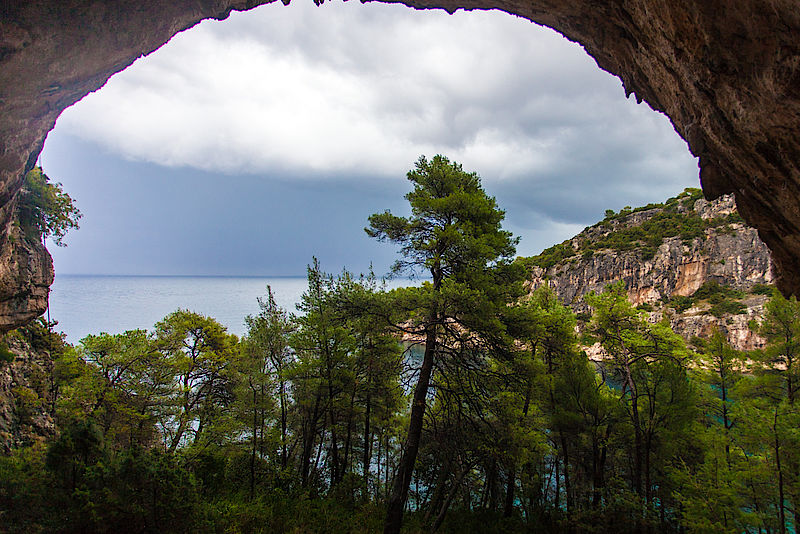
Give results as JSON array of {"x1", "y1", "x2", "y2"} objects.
[
  {"x1": 528, "y1": 193, "x2": 772, "y2": 351},
  {"x1": 0, "y1": 227, "x2": 54, "y2": 331},
  {"x1": 0, "y1": 334, "x2": 57, "y2": 453},
  {"x1": 0, "y1": 0, "x2": 799, "y2": 329}
]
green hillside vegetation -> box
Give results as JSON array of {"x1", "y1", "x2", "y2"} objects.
[
  {"x1": 525, "y1": 188, "x2": 745, "y2": 268},
  {"x1": 666, "y1": 280, "x2": 748, "y2": 317},
  {"x1": 1, "y1": 165, "x2": 797, "y2": 534}
]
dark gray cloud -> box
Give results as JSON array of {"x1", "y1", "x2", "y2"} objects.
[
  {"x1": 44, "y1": 1, "x2": 700, "y2": 275},
  {"x1": 44, "y1": 134, "x2": 407, "y2": 276}
]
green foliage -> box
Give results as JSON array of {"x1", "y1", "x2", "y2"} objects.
[
  {"x1": 666, "y1": 281, "x2": 748, "y2": 317},
  {"x1": 367, "y1": 155, "x2": 525, "y2": 531},
  {"x1": 6, "y1": 177, "x2": 800, "y2": 534},
  {"x1": 16, "y1": 166, "x2": 81, "y2": 246},
  {"x1": 524, "y1": 188, "x2": 746, "y2": 268},
  {"x1": 0, "y1": 339, "x2": 14, "y2": 363},
  {"x1": 526, "y1": 242, "x2": 576, "y2": 269},
  {"x1": 154, "y1": 310, "x2": 239, "y2": 452},
  {"x1": 692, "y1": 280, "x2": 745, "y2": 302},
  {"x1": 669, "y1": 295, "x2": 694, "y2": 312},
  {"x1": 586, "y1": 282, "x2": 696, "y2": 517},
  {"x1": 14, "y1": 316, "x2": 68, "y2": 356},
  {"x1": 750, "y1": 283, "x2": 775, "y2": 296},
  {"x1": 709, "y1": 300, "x2": 746, "y2": 317},
  {"x1": 366, "y1": 154, "x2": 518, "y2": 281},
  {"x1": 587, "y1": 205, "x2": 706, "y2": 258},
  {"x1": 687, "y1": 280, "x2": 747, "y2": 317}
]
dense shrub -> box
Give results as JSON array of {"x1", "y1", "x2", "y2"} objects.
[
  {"x1": 16, "y1": 167, "x2": 81, "y2": 247},
  {"x1": 750, "y1": 283, "x2": 775, "y2": 296}
]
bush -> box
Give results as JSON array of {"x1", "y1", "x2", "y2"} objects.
[
  {"x1": 0, "y1": 339, "x2": 14, "y2": 363},
  {"x1": 750, "y1": 283, "x2": 775, "y2": 296},
  {"x1": 528, "y1": 242, "x2": 576, "y2": 269},
  {"x1": 16, "y1": 167, "x2": 81, "y2": 247},
  {"x1": 709, "y1": 301, "x2": 746, "y2": 317},
  {"x1": 692, "y1": 280, "x2": 745, "y2": 303},
  {"x1": 670, "y1": 295, "x2": 694, "y2": 312}
]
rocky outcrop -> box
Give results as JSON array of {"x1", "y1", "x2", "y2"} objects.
[
  {"x1": 0, "y1": 0, "x2": 799, "y2": 328},
  {"x1": 0, "y1": 334, "x2": 57, "y2": 453},
  {"x1": 528, "y1": 193, "x2": 773, "y2": 351},
  {"x1": 0, "y1": 227, "x2": 54, "y2": 330}
]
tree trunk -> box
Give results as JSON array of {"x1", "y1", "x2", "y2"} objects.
[
  {"x1": 384, "y1": 311, "x2": 437, "y2": 534},
  {"x1": 721, "y1": 372, "x2": 731, "y2": 466},
  {"x1": 623, "y1": 367, "x2": 644, "y2": 499},
  {"x1": 280, "y1": 377, "x2": 288, "y2": 469},
  {"x1": 326, "y1": 373, "x2": 341, "y2": 486},
  {"x1": 431, "y1": 462, "x2": 472, "y2": 533},
  {"x1": 376, "y1": 430, "x2": 383, "y2": 500},
  {"x1": 250, "y1": 384, "x2": 257, "y2": 500},
  {"x1": 504, "y1": 381, "x2": 531, "y2": 517},
  {"x1": 592, "y1": 426, "x2": 610, "y2": 509},
  {"x1": 343, "y1": 385, "x2": 357, "y2": 481},
  {"x1": 301, "y1": 395, "x2": 322, "y2": 487},
  {"x1": 775, "y1": 408, "x2": 786, "y2": 534},
  {"x1": 554, "y1": 454, "x2": 560, "y2": 511},
  {"x1": 561, "y1": 435, "x2": 573, "y2": 517},
  {"x1": 644, "y1": 433, "x2": 652, "y2": 507},
  {"x1": 364, "y1": 391, "x2": 372, "y2": 500},
  {"x1": 424, "y1": 460, "x2": 452, "y2": 525},
  {"x1": 483, "y1": 457, "x2": 498, "y2": 511}
]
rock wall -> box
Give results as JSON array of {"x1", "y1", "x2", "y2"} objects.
[
  {"x1": 0, "y1": 0, "x2": 799, "y2": 329},
  {"x1": 0, "y1": 226, "x2": 54, "y2": 330},
  {"x1": 529, "y1": 194, "x2": 773, "y2": 351},
  {"x1": 0, "y1": 335, "x2": 57, "y2": 453}
]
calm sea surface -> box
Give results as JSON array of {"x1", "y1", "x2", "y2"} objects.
[{"x1": 49, "y1": 275, "x2": 416, "y2": 344}]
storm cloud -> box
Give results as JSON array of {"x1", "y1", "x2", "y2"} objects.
[{"x1": 45, "y1": 0, "x2": 699, "y2": 274}]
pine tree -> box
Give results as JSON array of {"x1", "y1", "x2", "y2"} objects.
[{"x1": 366, "y1": 155, "x2": 520, "y2": 533}]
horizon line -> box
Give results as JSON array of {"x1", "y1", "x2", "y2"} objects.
[{"x1": 54, "y1": 272, "x2": 429, "y2": 280}]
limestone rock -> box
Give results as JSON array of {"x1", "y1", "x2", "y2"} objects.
[
  {"x1": 528, "y1": 193, "x2": 773, "y2": 351},
  {"x1": 0, "y1": 226, "x2": 54, "y2": 331}
]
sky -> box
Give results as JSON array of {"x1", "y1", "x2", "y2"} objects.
[{"x1": 41, "y1": 0, "x2": 700, "y2": 277}]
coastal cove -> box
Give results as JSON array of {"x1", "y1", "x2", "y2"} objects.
[{"x1": 49, "y1": 274, "x2": 417, "y2": 343}]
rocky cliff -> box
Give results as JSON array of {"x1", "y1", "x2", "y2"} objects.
[
  {"x1": 0, "y1": 226, "x2": 54, "y2": 331},
  {"x1": 0, "y1": 332, "x2": 57, "y2": 453},
  {"x1": 0, "y1": 0, "x2": 799, "y2": 330},
  {"x1": 527, "y1": 190, "x2": 773, "y2": 351}
]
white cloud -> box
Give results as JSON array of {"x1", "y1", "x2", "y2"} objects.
[{"x1": 56, "y1": 0, "x2": 697, "y2": 194}]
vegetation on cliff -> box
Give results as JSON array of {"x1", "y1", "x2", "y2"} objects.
[
  {"x1": 526, "y1": 188, "x2": 745, "y2": 268},
  {"x1": 15, "y1": 166, "x2": 81, "y2": 247}
]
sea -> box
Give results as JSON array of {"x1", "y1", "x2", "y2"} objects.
[{"x1": 48, "y1": 274, "x2": 417, "y2": 344}]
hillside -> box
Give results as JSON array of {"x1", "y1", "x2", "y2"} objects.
[{"x1": 524, "y1": 189, "x2": 774, "y2": 351}]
